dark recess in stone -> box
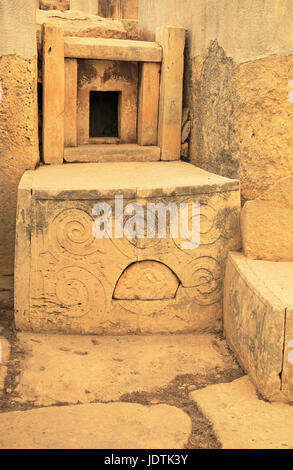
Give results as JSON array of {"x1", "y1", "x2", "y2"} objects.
[{"x1": 89, "y1": 91, "x2": 119, "y2": 138}]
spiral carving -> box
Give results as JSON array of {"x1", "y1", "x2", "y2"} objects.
[
  {"x1": 185, "y1": 257, "x2": 222, "y2": 305},
  {"x1": 52, "y1": 208, "x2": 99, "y2": 256},
  {"x1": 55, "y1": 266, "x2": 105, "y2": 318}
]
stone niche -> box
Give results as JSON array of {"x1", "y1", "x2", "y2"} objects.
[
  {"x1": 77, "y1": 59, "x2": 138, "y2": 145},
  {"x1": 14, "y1": 161, "x2": 241, "y2": 335}
]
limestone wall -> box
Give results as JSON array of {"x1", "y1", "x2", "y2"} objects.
[
  {"x1": 0, "y1": 0, "x2": 39, "y2": 307},
  {"x1": 139, "y1": 0, "x2": 293, "y2": 202}
]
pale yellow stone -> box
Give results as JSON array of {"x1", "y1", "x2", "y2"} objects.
[
  {"x1": 15, "y1": 162, "x2": 240, "y2": 334},
  {"x1": 36, "y1": 9, "x2": 127, "y2": 50},
  {"x1": 64, "y1": 58, "x2": 77, "y2": 147},
  {"x1": 64, "y1": 144, "x2": 160, "y2": 162},
  {"x1": 241, "y1": 175, "x2": 293, "y2": 261},
  {"x1": 42, "y1": 24, "x2": 64, "y2": 164},
  {"x1": 191, "y1": 376, "x2": 293, "y2": 449},
  {"x1": 0, "y1": 402, "x2": 191, "y2": 449},
  {"x1": 15, "y1": 332, "x2": 237, "y2": 405},
  {"x1": 156, "y1": 26, "x2": 185, "y2": 161},
  {"x1": 64, "y1": 36, "x2": 162, "y2": 62},
  {"x1": 113, "y1": 260, "x2": 179, "y2": 300},
  {"x1": 137, "y1": 63, "x2": 160, "y2": 146},
  {"x1": 0, "y1": 336, "x2": 10, "y2": 393},
  {"x1": 70, "y1": 0, "x2": 97, "y2": 15},
  {"x1": 224, "y1": 251, "x2": 293, "y2": 402}
]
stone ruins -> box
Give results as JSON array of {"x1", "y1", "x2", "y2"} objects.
[{"x1": 1, "y1": 0, "x2": 293, "y2": 450}]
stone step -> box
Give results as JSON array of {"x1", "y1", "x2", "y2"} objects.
[
  {"x1": 224, "y1": 251, "x2": 293, "y2": 402},
  {"x1": 64, "y1": 144, "x2": 161, "y2": 163}
]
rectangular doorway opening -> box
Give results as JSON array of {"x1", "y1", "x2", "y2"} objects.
[{"x1": 89, "y1": 91, "x2": 120, "y2": 138}]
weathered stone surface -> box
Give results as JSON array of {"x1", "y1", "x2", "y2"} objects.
[
  {"x1": 40, "y1": 0, "x2": 69, "y2": 11},
  {"x1": 156, "y1": 26, "x2": 185, "y2": 161},
  {"x1": 64, "y1": 36, "x2": 162, "y2": 61},
  {"x1": 42, "y1": 24, "x2": 64, "y2": 164},
  {"x1": 70, "y1": 0, "x2": 97, "y2": 15},
  {"x1": 241, "y1": 175, "x2": 293, "y2": 261},
  {"x1": 64, "y1": 59, "x2": 77, "y2": 147},
  {"x1": 15, "y1": 161, "x2": 240, "y2": 334},
  {"x1": 191, "y1": 376, "x2": 293, "y2": 449},
  {"x1": 137, "y1": 62, "x2": 160, "y2": 146},
  {"x1": 15, "y1": 332, "x2": 238, "y2": 405},
  {"x1": 113, "y1": 260, "x2": 180, "y2": 300},
  {"x1": 98, "y1": 0, "x2": 138, "y2": 20},
  {"x1": 77, "y1": 60, "x2": 138, "y2": 145},
  {"x1": 224, "y1": 251, "x2": 293, "y2": 402},
  {"x1": 64, "y1": 144, "x2": 160, "y2": 162},
  {"x1": 0, "y1": 275, "x2": 13, "y2": 309},
  {"x1": 0, "y1": 2, "x2": 39, "y2": 279},
  {"x1": 37, "y1": 9, "x2": 127, "y2": 49},
  {"x1": 139, "y1": 1, "x2": 293, "y2": 201},
  {"x1": 0, "y1": 402, "x2": 191, "y2": 449},
  {"x1": 0, "y1": 336, "x2": 10, "y2": 393}
]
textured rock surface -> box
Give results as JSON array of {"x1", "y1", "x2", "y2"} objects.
[
  {"x1": 191, "y1": 376, "x2": 293, "y2": 449},
  {"x1": 40, "y1": 0, "x2": 70, "y2": 11},
  {"x1": 14, "y1": 162, "x2": 240, "y2": 335},
  {"x1": 241, "y1": 175, "x2": 293, "y2": 261},
  {"x1": 15, "y1": 333, "x2": 238, "y2": 406},
  {"x1": 224, "y1": 251, "x2": 293, "y2": 402},
  {"x1": 0, "y1": 402, "x2": 191, "y2": 449},
  {"x1": 0, "y1": 1, "x2": 38, "y2": 282},
  {"x1": 139, "y1": 0, "x2": 293, "y2": 201},
  {"x1": 0, "y1": 336, "x2": 10, "y2": 393},
  {"x1": 36, "y1": 9, "x2": 127, "y2": 50}
]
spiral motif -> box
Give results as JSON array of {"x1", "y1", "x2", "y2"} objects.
[
  {"x1": 55, "y1": 266, "x2": 105, "y2": 318},
  {"x1": 172, "y1": 197, "x2": 221, "y2": 253},
  {"x1": 52, "y1": 208, "x2": 99, "y2": 256},
  {"x1": 185, "y1": 257, "x2": 222, "y2": 305}
]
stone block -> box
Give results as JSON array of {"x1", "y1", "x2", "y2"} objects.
[
  {"x1": 64, "y1": 36, "x2": 162, "y2": 62},
  {"x1": 64, "y1": 144, "x2": 160, "y2": 162},
  {"x1": 64, "y1": 58, "x2": 77, "y2": 147},
  {"x1": 241, "y1": 175, "x2": 293, "y2": 261},
  {"x1": 137, "y1": 63, "x2": 160, "y2": 146},
  {"x1": 156, "y1": 26, "x2": 185, "y2": 161},
  {"x1": 70, "y1": 0, "x2": 97, "y2": 15},
  {"x1": 42, "y1": 24, "x2": 64, "y2": 164},
  {"x1": 224, "y1": 251, "x2": 293, "y2": 402},
  {"x1": 77, "y1": 59, "x2": 138, "y2": 145},
  {"x1": 15, "y1": 161, "x2": 240, "y2": 335}
]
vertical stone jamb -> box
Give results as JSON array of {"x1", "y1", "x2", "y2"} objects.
[
  {"x1": 64, "y1": 59, "x2": 77, "y2": 147},
  {"x1": 43, "y1": 24, "x2": 64, "y2": 164},
  {"x1": 137, "y1": 62, "x2": 160, "y2": 146},
  {"x1": 156, "y1": 25, "x2": 185, "y2": 161}
]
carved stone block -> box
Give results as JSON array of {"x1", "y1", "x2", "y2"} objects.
[
  {"x1": 15, "y1": 161, "x2": 240, "y2": 334},
  {"x1": 224, "y1": 251, "x2": 293, "y2": 402}
]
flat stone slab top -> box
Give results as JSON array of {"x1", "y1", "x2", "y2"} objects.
[
  {"x1": 20, "y1": 161, "x2": 239, "y2": 199},
  {"x1": 224, "y1": 251, "x2": 293, "y2": 402},
  {"x1": 0, "y1": 402, "x2": 191, "y2": 449},
  {"x1": 191, "y1": 376, "x2": 293, "y2": 449},
  {"x1": 15, "y1": 162, "x2": 240, "y2": 334},
  {"x1": 36, "y1": 9, "x2": 127, "y2": 49},
  {"x1": 15, "y1": 333, "x2": 238, "y2": 405}
]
